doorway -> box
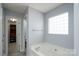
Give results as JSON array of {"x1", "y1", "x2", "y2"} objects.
[
  {"x1": 8, "y1": 19, "x2": 17, "y2": 56},
  {"x1": 4, "y1": 16, "x2": 27, "y2": 56}
]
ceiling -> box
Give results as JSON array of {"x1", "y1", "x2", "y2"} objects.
[{"x1": 3, "y1": 3, "x2": 63, "y2": 14}]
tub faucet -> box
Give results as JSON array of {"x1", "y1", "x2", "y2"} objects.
[{"x1": 54, "y1": 49, "x2": 58, "y2": 51}]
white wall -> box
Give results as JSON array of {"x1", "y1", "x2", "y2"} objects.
[
  {"x1": 23, "y1": 19, "x2": 27, "y2": 39},
  {"x1": 28, "y1": 7, "x2": 44, "y2": 45},
  {"x1": 2, "y1": 8, "x2": 6, "y2": 56},
  {"x1": 74, "y1": 3, "x2": 79, "y2": 56},
  {"x1": 22, "y1": 18, "x2": 27, "y2": 52},
  {"x1": 16, "y1": 18, "x2": 22, "y2": 52},
  {"x1": 44, "y1": 3, "x2": 74, "y2": 49},
  {"x1": 0, "y1": 4, "x2": 3, "y2": 56},
  {"x1": 27, "y1": 7, "x2": 44, "y2": 55}
]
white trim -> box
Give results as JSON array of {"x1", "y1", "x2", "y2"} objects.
[{"x1": 5, "y1": 16, "x2": 8, "y2": 56}]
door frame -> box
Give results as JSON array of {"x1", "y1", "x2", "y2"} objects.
[
  {"x1": 5, "y1": 16, "x2": 27, "y2": 56},
  {"x1": 5, "y1": 16, "x2": 28, "y2": 56},
  {"x1": 5, "y1": 16, "x2": 18, "y2": 55},
  {"x1": 5, "y1": 16, "x2": 8, "y2": 55}
]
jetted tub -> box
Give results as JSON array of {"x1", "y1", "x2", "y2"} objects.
[{"x1": 31, "y1": 42, "x2": 74, "y2": 56}]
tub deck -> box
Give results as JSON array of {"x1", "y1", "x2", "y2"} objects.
[{"x1": 31, "y1": 42, "x2": 74, "y2": 56}]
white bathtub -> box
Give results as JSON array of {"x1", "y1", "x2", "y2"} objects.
[{"x1": 31, "y1": 42, "x2": 74, "y2": 56}]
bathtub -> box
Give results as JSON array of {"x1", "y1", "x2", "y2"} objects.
[{"x1": 31, "y1": 42, "x2": 74, "y2": 56}]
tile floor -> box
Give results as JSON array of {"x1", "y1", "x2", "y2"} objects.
[{"x1": 8, "y1": 42, "x2": 26, "y2": 56}]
